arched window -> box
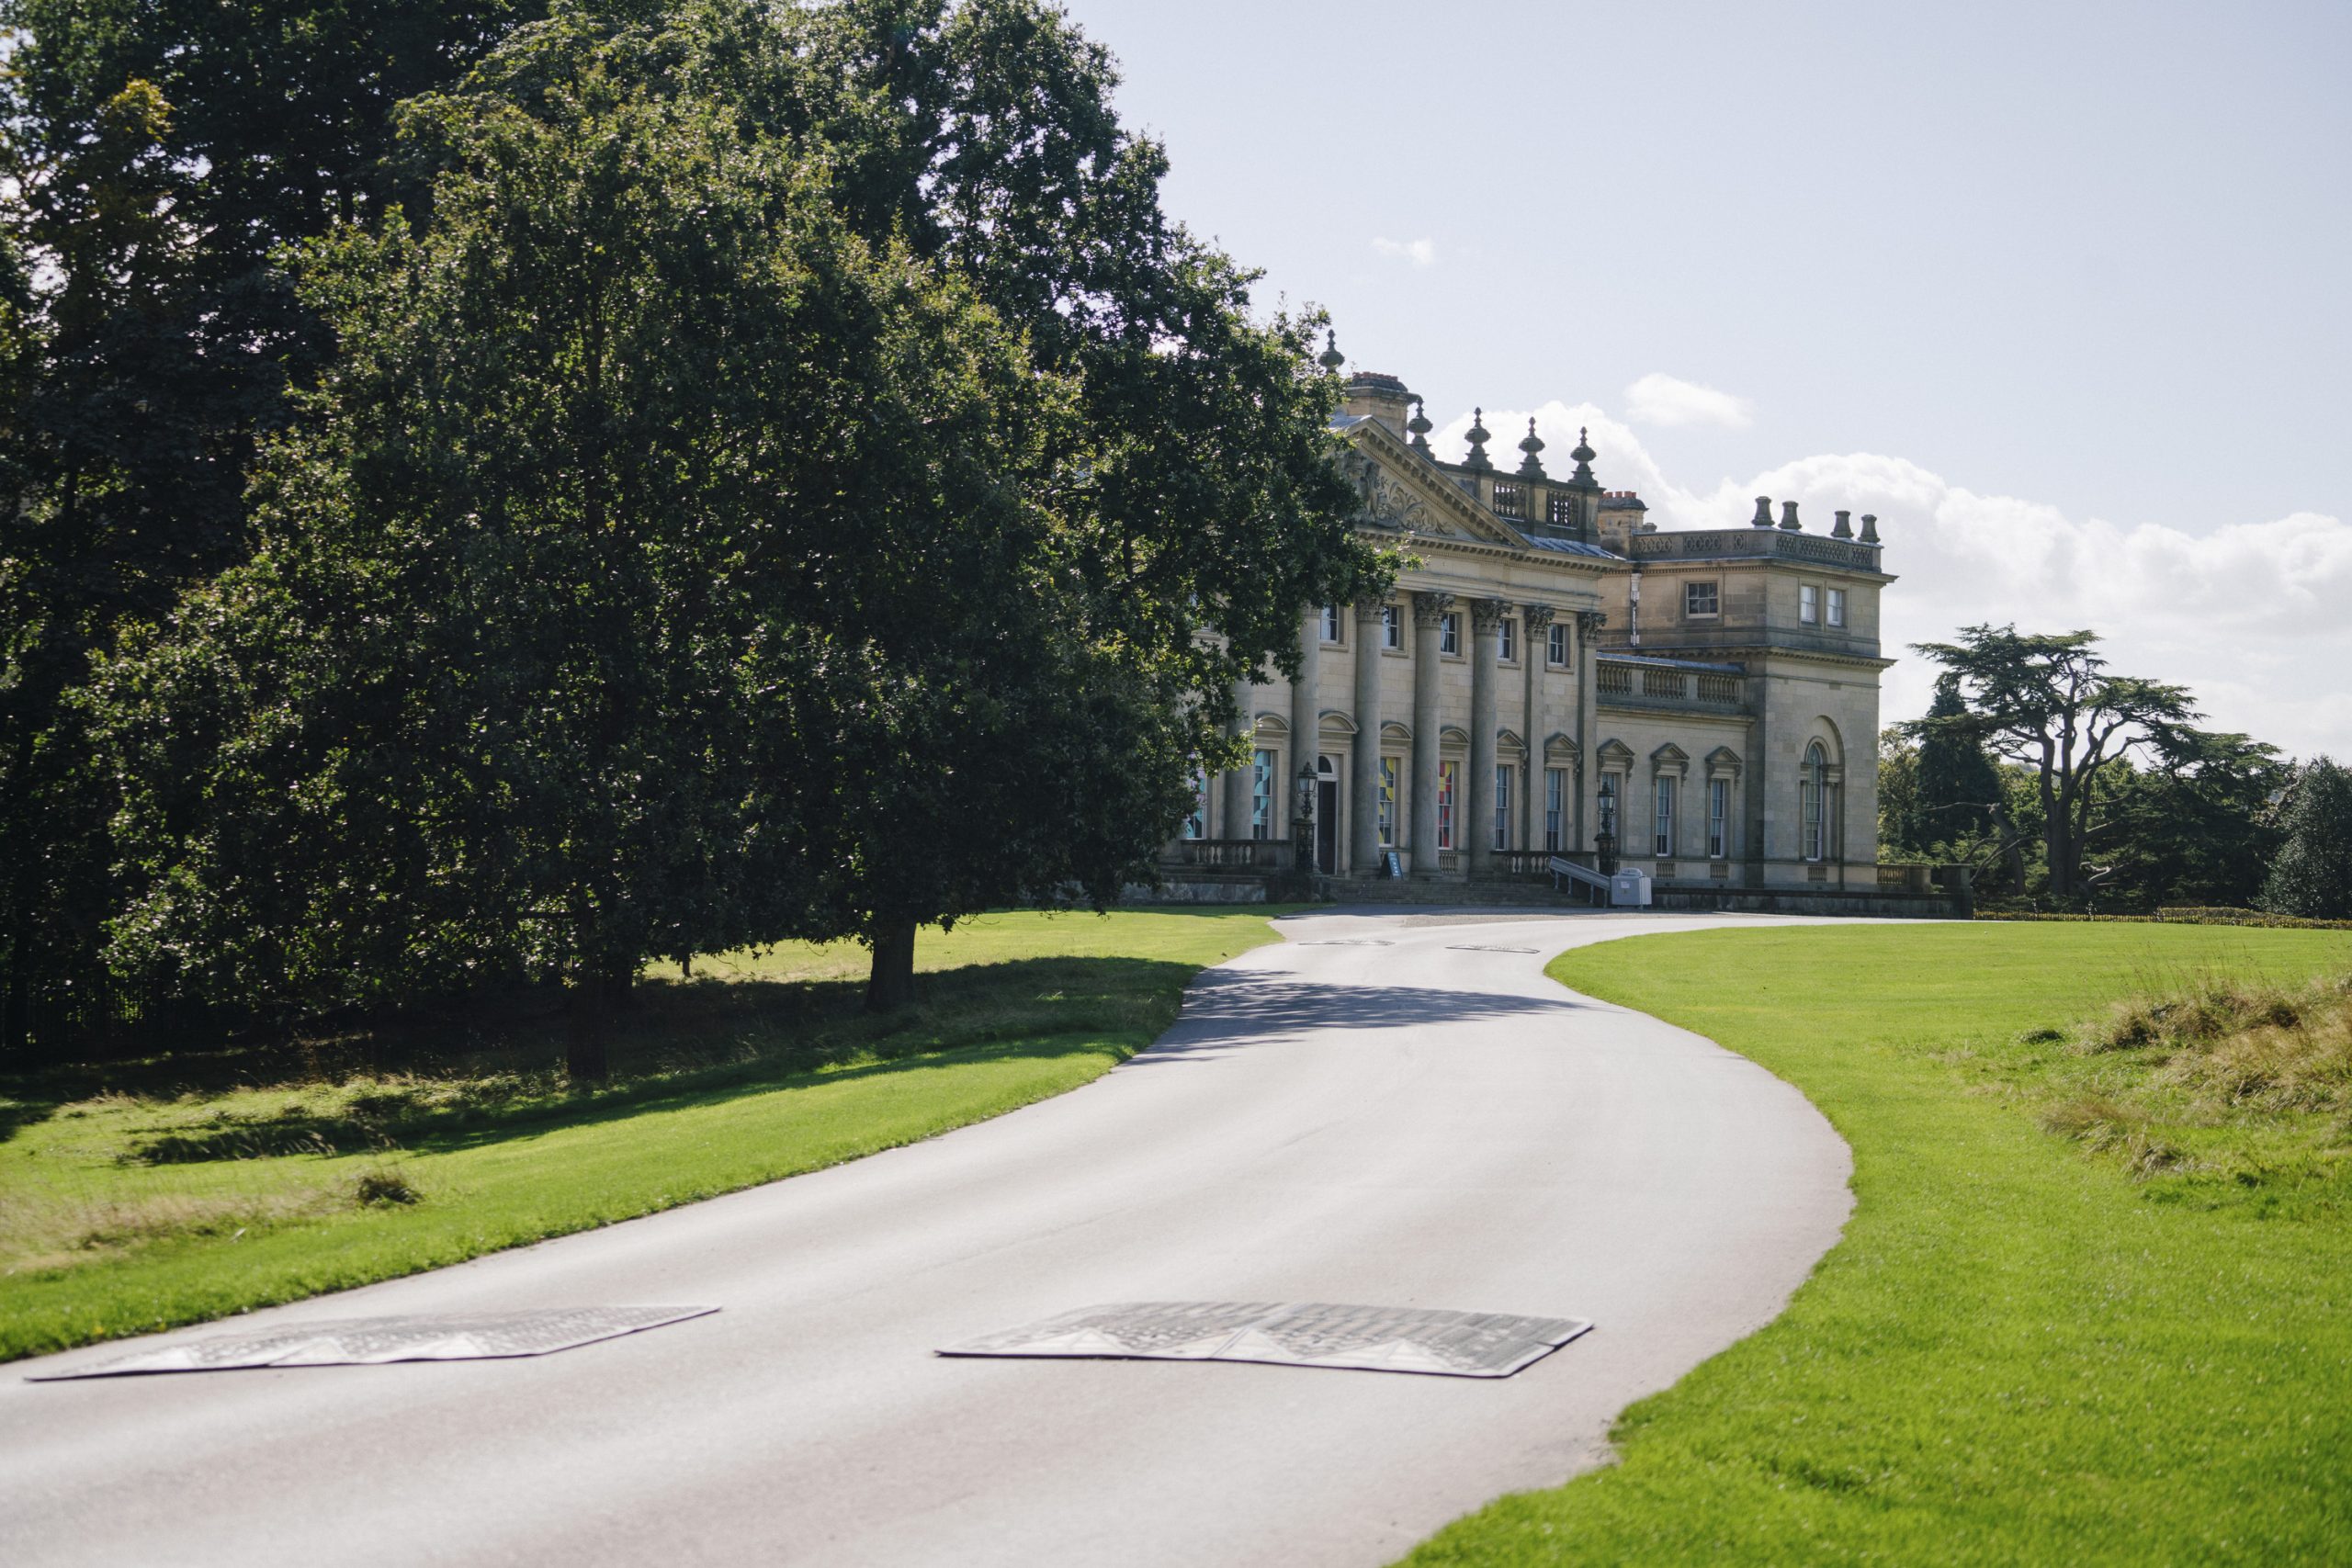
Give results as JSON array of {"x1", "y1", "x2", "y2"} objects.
[{"x1": 1803, "y1": 742, "x2": 1827, "y2": 861}]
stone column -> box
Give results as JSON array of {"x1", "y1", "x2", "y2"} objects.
[
  {"x1": 1743, "y1": 662, "x2": 1770, "y2": 886},
  {"x1": 1409, "y1": 591, "x2": 1452, "y2": 875},
  {"x1": 1466, "y1": 598, "x2": 1507, "y2": 875},
  {"x1": 1521, "y1": 604, "x2": 1555, "y2": 848},
  {"x1": 1575, "y1": 610, "x2": 1603, "y2": 852},
  {"x1": 1222, "y1": 671, "x2": 1255, "y2": 840},
  {"x1": 1291, "y1": 609, "x2": 1320, "y2": 851},
  {"x1": 1350, "y1": 600, "x2": 1385, "y2": 874}
]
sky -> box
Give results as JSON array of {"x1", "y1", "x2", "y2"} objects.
[{"x1": 1057, "y1": 0, "x2": 2352, "y2": 757}]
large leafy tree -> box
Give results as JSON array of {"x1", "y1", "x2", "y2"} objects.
[
  {"x1": 1913, "y1": 671, "x2": 2007, "y2": 845},
  {"x1": 0, "y1": 0, "x2": 544, "y2": 1054},
  {"x1": 95, "y1": 12, "x2": 1056, "y2": 1073},
  {"x1": 673, "y1": 0, "x2": 1391, "y2": 1003},
  {"x1": 2094, "y1": 730, "x2": 2283, "y2": 910},
  {"x1": 2260, "y1": 758, "x2": 2352, "y2": 919},
  {"x1": 1910, "y1": 626, "x2": 2199, "y2": 904}
]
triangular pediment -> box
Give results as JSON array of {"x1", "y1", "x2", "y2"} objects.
[{"x1": 1339, "y1": 418, "x2": 1536, "y2": 549}]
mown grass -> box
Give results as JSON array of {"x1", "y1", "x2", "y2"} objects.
[
  {"x1": 0, "y1": 907, "x2": 1285, "y2": 1362},
  {"x1": 1406, "y1": 922, "x2": 2352, "y2": 1566}
]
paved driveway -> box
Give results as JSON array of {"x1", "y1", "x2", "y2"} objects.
[{"x1": 1, "y1": 909, "x2": 1852, "y2": 1567}]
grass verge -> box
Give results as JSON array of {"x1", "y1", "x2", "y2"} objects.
[
  {"x1": 1406, "y1": 922, "x2": 2352, "y2": 1566},
  {"x1": 0, "y1": 907, "x2": 1284, "y2": 1362}
]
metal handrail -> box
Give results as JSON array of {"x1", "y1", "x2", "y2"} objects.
[{"x1": 1550, "y1": 855, "x2": 1614, "y2": 906}]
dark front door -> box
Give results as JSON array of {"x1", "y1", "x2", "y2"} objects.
[{"x1": 1317, "y1": 778, "x2": 1339, "y2": 872}]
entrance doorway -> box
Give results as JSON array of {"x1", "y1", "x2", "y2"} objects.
[{"x1": 1316, "y1": 756, "x2": 1340, "y2": 872}]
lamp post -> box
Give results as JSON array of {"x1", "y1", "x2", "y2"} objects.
[{"x1": 1294, "y1": 762, "x2": 1317, "y2": 871}]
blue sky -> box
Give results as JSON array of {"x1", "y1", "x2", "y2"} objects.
[{"x1": 1058, "y1": 0, "x2": 2352, "y2": 755}]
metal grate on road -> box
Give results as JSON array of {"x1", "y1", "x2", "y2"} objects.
[
  {"x1": 940, "y1": 1301, "x2": 1591, "y2": 1378},
  {"x1": 29, "y1": 1305, "x2": 718, "y2": 1380}
]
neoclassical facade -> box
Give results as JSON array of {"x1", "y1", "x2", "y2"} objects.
[{"x1": 1175, "y1": 360, "x2": 1897, "y2": 899}]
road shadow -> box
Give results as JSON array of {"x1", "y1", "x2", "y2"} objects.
[{"x1": 1131, "y1": 968, "x2": 1589, "y2": 1063}]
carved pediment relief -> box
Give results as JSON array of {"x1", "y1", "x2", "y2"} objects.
[
  {"x1": 1341, "y1": 450, "x2": 1432, "y2": 534},
  {"x1": 1341, "y1": 430, "x2": 1532, "y2": 549}
]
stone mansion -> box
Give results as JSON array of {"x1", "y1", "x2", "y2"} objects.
[{"x1": 1172, "y1": 351, "x2": 1913, "y2": 907}]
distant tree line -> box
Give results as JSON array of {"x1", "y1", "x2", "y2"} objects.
[
  {"x1": 1880, "y1": 626, "x2": 2352, "y2": 919},
  {"x1": 0, "y1": 0, "x2": 1394, "y2": 1073}
]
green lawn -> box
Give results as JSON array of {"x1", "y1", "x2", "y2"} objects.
[
  {"x1": 0, "y1": 907, "x2": 1284, "y2": 1362},
  {"x1": 1408, "y1": 922, "x2": 2352, "y2": 1567}
]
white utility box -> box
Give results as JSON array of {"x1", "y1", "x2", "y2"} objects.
[{"x1": 1609, "y1": 869, "x2": 1654, "y2": 908}]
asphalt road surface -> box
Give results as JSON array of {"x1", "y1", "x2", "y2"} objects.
[{"x1": 2, "y1": 908, "x2": 1853, "y2": 1567}]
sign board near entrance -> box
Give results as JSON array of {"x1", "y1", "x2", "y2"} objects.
[{"x1": 1382, "y1": 851, "x2": 1403, "y2": 878}]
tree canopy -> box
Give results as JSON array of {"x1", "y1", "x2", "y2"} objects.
[
  {"x1": 48, "y1": 0, "x2": 1391, "y2": 1067},
  {"x1": 2261, "y1": 759, "x2": 2352, "y2": 919},
  {"x1": 1909, "y1": 626, "x2": 2201, "y2": 903},
  {"x1": 0, "y1": 0, "x2": 552, "y2": 1050}
]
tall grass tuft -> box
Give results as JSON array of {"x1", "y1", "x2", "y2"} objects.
[{"x1": 2079, "y1": 973, "x2": 2352, "y2": 1118}]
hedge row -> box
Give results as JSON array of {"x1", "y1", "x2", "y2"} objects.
[{"x1": 1975, "y1": 908, "x2": 2352, "y2": 931}]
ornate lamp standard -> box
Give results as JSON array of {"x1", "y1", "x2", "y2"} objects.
[{"x1": 1294, "y1": 762, "x2": 1317, "y2": 871}]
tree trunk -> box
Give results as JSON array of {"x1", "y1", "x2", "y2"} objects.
[
  {"x1": 1, "y1": 953, "x2": 28, "y2": 1063},
  {"x1": 565, "y1": 962, "x2": 631, "y2": 1084},
  {"x1": 865, "y1": 916, "x2": 918, "y2": 1015}
]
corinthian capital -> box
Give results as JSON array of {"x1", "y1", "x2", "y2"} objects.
[
  {"x1": 1576, "y1": 609, "x2": 1607, "y2": 637},
  {"x1": 1410, "y1": 590, "x2": 1455, "y2": 627},
  {"x1": 1470, "y1": 597, "x2": 1510, "y2": 634},
  {"x1": 1520, "y1": 602, "x2": 1556, "y2": 631},
  {"x1": 1352, "y1": 598, "x2": 1386, "y2": 625}
]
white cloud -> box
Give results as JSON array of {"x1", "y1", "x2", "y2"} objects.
[
  {"x1": 1424, "y1": 403, "x2": 2352, "y2": 759},
  {"x1": 1624, "y1": 372, "x2": 1754, "y2": 430},
  {"x1": 1370, "y1": 236, "x2": 1436, "y2": 268}
]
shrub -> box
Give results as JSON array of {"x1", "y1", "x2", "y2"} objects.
[{"x1": 352, "y1": 1168, "x2": 423, "y2": 1207}]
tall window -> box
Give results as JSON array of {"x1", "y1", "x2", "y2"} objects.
[
  {"x1": 1598, "y1": 775, "x2": 1619, "y2": 840},
  {"x1": 1378, "y1": 758, "x2": 1397, "y2": 845},
  {"x1": 1383, "y1": 604, "x2": 1402, "y2": 649},
  {"x1": 1437, "y1": 761, "x2": 1457, "y2": 850},
  {"x1": 1183, "y1": 767, "x2": 1209, "y2": 840},
  {"x1": 1685, "y1": 581, "x2": 1719, "y2": 618},
  {"x1": 1827, "y1": 588, "x2": 1848, "y2": 627},
  {"x1": 1440, "y1": 613, "x2": 1461, "y2": 656},
  {"x1": 1498, "y1": 617, "x2": 1517, "y2": 662},
  {"x1": 1803, "y1": 742, "x2": 1827, "y2": 860},
  {"x1": 1321, "y1": 604, "x2": 1343, "y2": 642},
  {"x1": 1493, "y1": 765, "x2": 1512, "y2": 851},
  {"x1": 1251, "y1": 749, "x2": 1276, "y2": 840},
  {"x1": 1547, "y1": 621, "x2": 1569, "y2": 667},
  {"x1": 1800, "y1": 583, "x2": 1820, "y2": 625},
  {"x1": 1654, "y1": 776, "x2": 1676, "y2": 856},
  {"x1": 1544, "y1": 768, "x2": 1566, "y2": 852},
  {"x1": 1708, "y1": 777, "x2": 1729, "y2": 860}
]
